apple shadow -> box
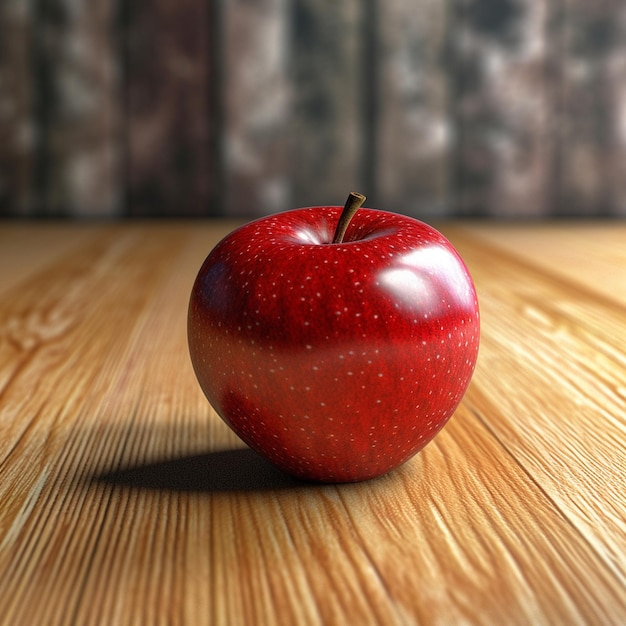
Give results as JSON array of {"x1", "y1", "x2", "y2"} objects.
[{"x1": 96, "y1": 447, "x2": 308, "y2": 493}]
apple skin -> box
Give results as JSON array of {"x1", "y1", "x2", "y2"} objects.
[{"x1": 188, "y1": 206, "x2": 479, "y2": 482}]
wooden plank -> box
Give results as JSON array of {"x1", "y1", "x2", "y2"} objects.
[
  {"x1": 29, "y1": 0, "x2": 122, "y2": 216},
  {"x1": 446, "y1": 224, "x2": 626, "y2": 584},
  {"x1": 441, "y1": 0, "x2": 626, "y2": 217},
  {"x1": 377, "y1": 0, "x2": 451, "y2": 217},
  {"x1": 1, "y1": 223, "x2": 626, "y2": 623},
  {"x1": 0, "y1": 224, "x2": 103, "y2": 296},
  {"x1": 222, "y1": 0, "x2": 366, "y2": 215},
  {"x1": 287, "y1": 0, "x2": 364, "y2": 209},
  {"x1": 124, "y1": 0, "x2": 218, "y2": 216},
  {"x1": 0, "y1": 2, "x2": 36, "y2": 215},
  {"x1": 554, "y1": 0, "x2": 626, "y2": 216},
  {"x1": 604, "y1": 3, "x2": 626, "y2": 216},
  {"x1": 460, "y1": 222, "x2": 626, "y2": 305},
  {"x1": 222, "y1": 0, "x2": 291, "y2": 216},
  {"x1": 475, "y1": 0, "x2": 555, "y2": 217},
  {"x1": 445, "y1": 0, "x2": 557, "y2": 216}
]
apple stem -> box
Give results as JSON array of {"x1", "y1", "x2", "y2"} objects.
[{"x1": 332, "y1": 192, "x2": 367, "y2": 244}]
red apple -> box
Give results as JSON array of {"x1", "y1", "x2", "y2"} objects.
[{"x1": 188, "y1": 193, "x2": 479, "y2": 482}]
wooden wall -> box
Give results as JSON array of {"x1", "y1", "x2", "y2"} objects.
[{"x1": 1, "y1": 0, "x2": 626, "y2": 218}]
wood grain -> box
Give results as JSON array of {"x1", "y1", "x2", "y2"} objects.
[{"x1": 0, "y1": 221, "x2": 625, "y2": 625}]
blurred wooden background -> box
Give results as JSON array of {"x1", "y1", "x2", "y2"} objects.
[{"x1": 1, "y1": 0, "x2": 626, "y2": 219}]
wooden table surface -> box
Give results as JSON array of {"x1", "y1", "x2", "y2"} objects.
[{"x1": 0, "y1": 220, "x2": 625, "y2": 625}]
